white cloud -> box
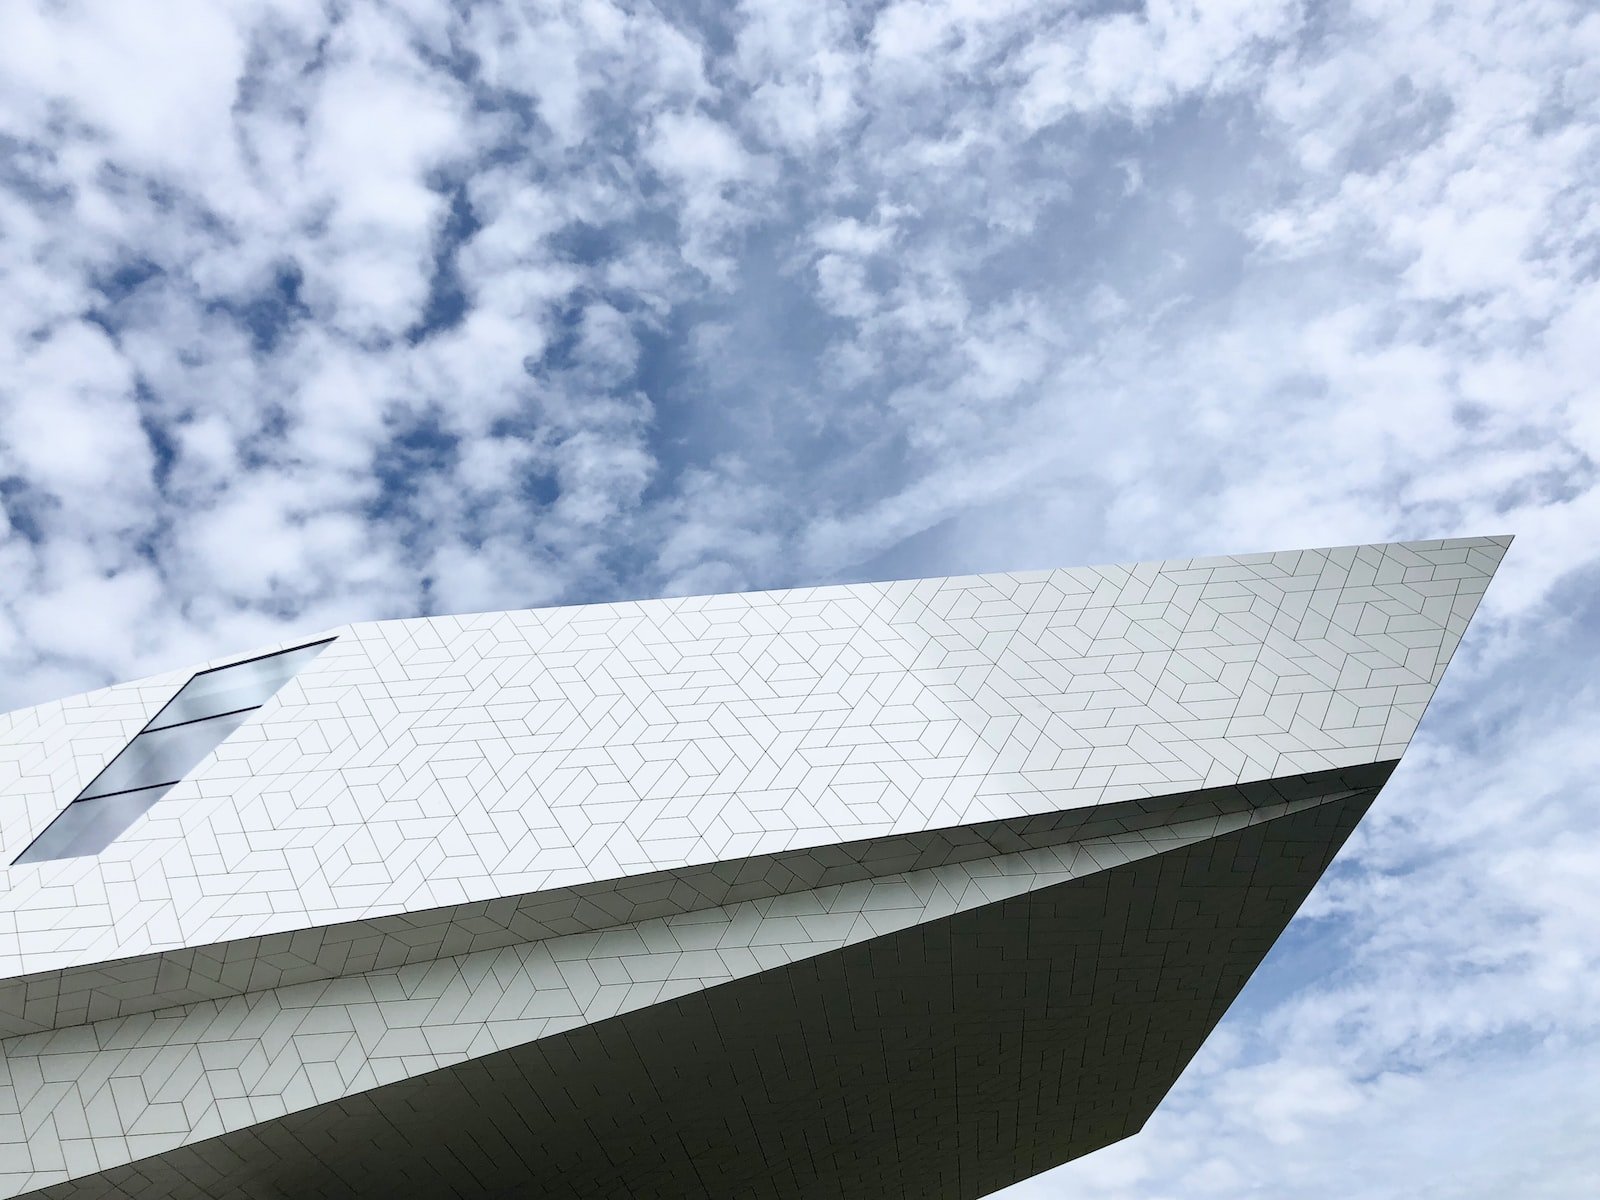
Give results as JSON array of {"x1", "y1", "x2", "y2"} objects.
[
  {"x1": 645, "y1": 108, "x2": 771, "y2": 281},
  {"x1": 0, "y1": 321, "x2": 150, "y2": 507},
  {"x1": 735, "y1": 0, "x2": 862, "y2": 151},
  {"x1": 1014, "y1": 0, "x2": 1300, "y2": 130},
  {"x1": 0, "y1": 0, "x2": 250, "y2": 182}
]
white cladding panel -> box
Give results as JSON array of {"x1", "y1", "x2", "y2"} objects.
[{"x1": 0, "y1": 537, "x2": 1507, "y2": 978}]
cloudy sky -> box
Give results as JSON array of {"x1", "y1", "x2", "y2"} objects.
[{"x1": 1, "y1": 0, "x2": 1596, "y2": 1194}]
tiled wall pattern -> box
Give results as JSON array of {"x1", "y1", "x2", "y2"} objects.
[
  {"x1": 0, "y1": 538, "x2": 1506, "y2": 981},
  {"x1": 0, "y1": 774, "x2": 1382, "y2": 1197},
  {"x1": 0, "y1": 539, "x2": 1508, "y2": 1197},
  {"x1": 22, "y1": 789, "x2": 1379, "y2": 1200},
  {"x1": 0, "y1": 767, "x2": 1387, "y2": 1038}
]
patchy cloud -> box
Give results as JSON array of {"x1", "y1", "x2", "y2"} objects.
[{"x1": 0, "y1": 0, "x2": 1596, "y2": 1193}]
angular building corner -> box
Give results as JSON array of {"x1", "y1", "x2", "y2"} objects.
[{"x1": 0, "y1": 536, "x2": 1510, "y2": 1199}]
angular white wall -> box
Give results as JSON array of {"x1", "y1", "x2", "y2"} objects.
[{"x1": 0, "y1": 537, "x2": 1508, "y2": 1198}]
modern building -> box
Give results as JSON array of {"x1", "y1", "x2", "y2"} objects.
[{"x1": 0, "y1": 537, "x2": 1507, "y2": 1199}]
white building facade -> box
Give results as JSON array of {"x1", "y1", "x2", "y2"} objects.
[{"x1": 0, "y1": 537, "x2": 1508, "y2": 1198}]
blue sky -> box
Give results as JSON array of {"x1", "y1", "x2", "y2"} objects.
[{"x1": 1, "y1": 1, "x2": 1597, "y2": 1195}]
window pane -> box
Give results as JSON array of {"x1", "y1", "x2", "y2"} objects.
[
  {"x1": 146, "y1": 640, "x2": 331, "y2": 731},
  {"x1": 78, "y1": 709, "x2": 253, "y2": 800},
  {"x1": 13, "y1": 785, "x2": 177, "y2": 864}
]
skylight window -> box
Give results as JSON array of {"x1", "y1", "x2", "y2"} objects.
[{"x1": 13, "y1": 639, "x2": 333, "y2": 865}]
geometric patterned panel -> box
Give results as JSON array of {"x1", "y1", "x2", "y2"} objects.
[
  {"x1": 0, "y1": 765, "x2": 1386, "y2": 1039},
  {"x1": 0, "y1": 539, "x2": 1508, "y2": 1197},
  {"x1": 0, "y1": 770, "x2": 1376, "y2": 1194},
  {"x1": 12, "y1": 786, "x2": 1377, "y2": 1199},
  {"x1": 0, "y1": 537, "x2": 1507, "y2": 979}
]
